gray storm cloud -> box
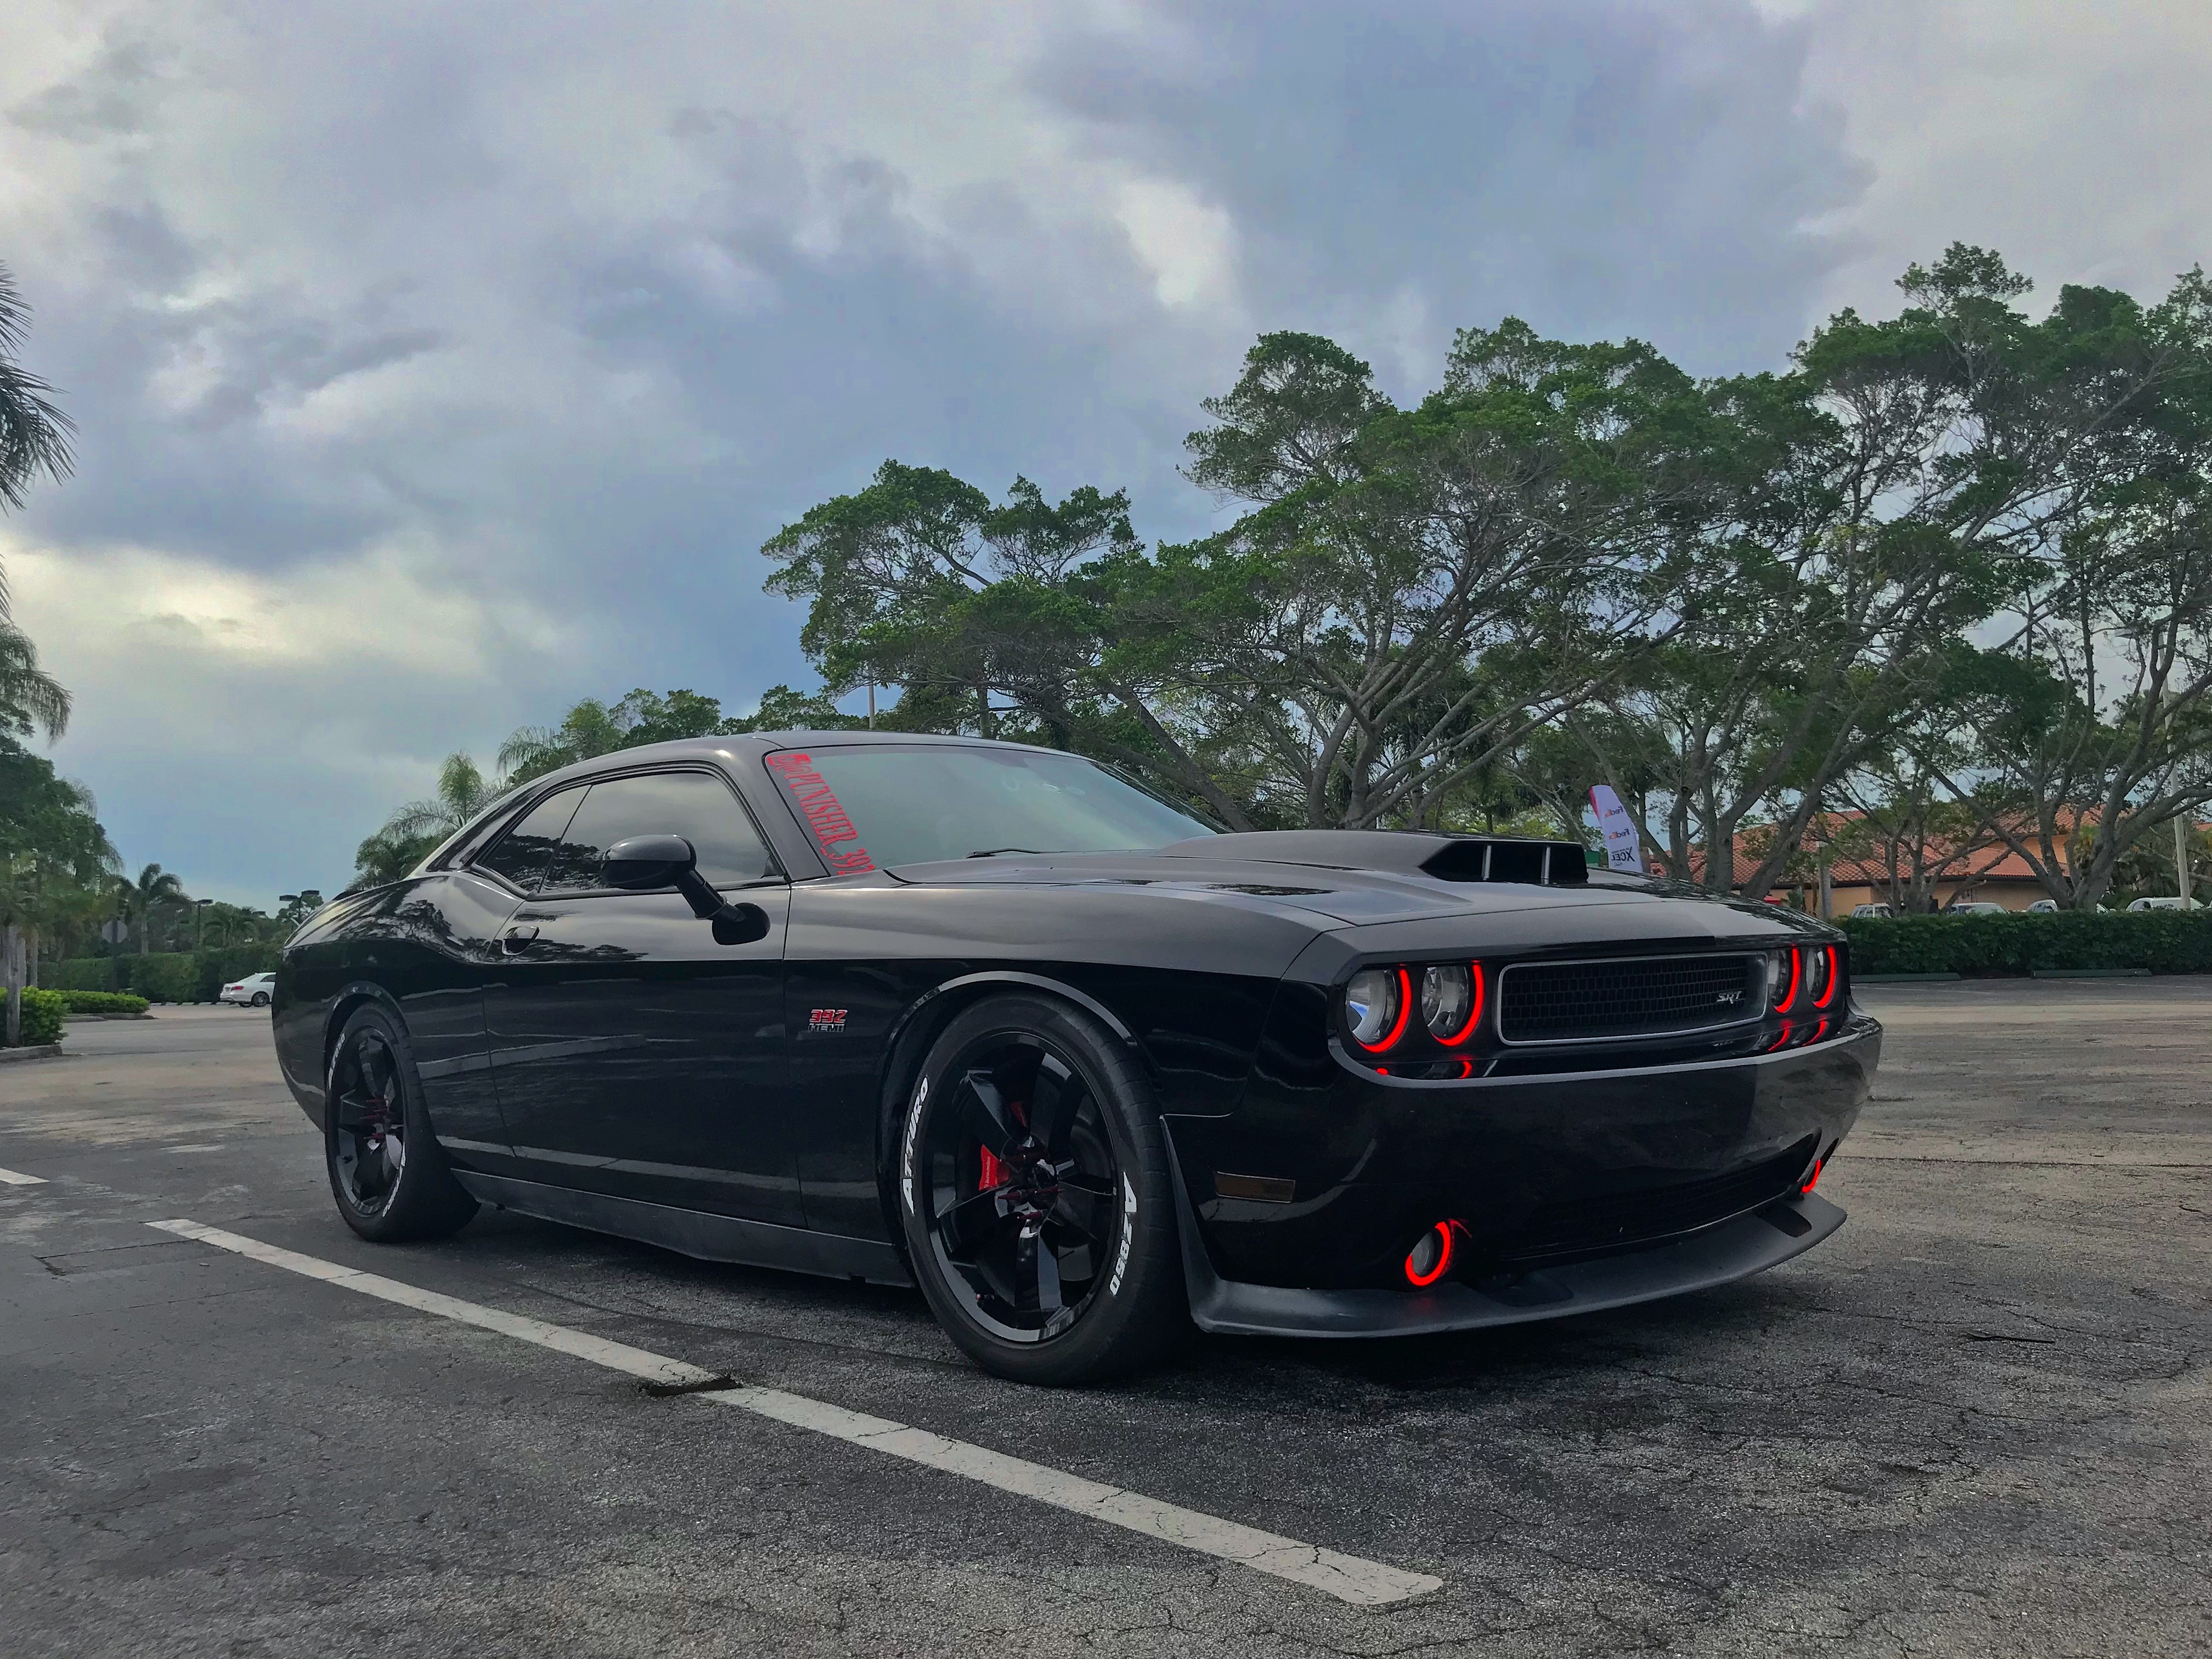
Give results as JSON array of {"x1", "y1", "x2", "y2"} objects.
[{"x1": 9, "y1": 0, "x2": 2198, "y2": 902}]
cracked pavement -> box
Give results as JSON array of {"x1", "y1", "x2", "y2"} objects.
[{"x1": 2, "y1": 984, "x2": 2207, "y2": 1657}]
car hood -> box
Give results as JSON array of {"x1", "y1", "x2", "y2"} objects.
[{"x1": 884, "y1": 834, "x2": 1821, "y2": 940}]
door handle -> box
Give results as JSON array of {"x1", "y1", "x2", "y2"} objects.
[{"x1": 501, "y1": 925, "x2": 539, "y2": 954}]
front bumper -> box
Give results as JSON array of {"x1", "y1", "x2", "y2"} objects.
[
  {"x1": 1161, "y1": 1012, "x2": 1877, "y2": 1302},
  {"x1": 1173, "y1": 1169, "x2": 1846, "y2": 1338}
]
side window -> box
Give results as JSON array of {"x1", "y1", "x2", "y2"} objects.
[
  {"x1": 538, "y1": 771, "x2": 776, "y2": 898},
  {"x1": 472, "y1": 787, "x2": 586, "y2": 894}
]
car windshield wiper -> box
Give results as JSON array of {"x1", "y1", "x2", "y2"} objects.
[{"x1": 966, "y1": 847, "x2": 1053, "y2": 858}]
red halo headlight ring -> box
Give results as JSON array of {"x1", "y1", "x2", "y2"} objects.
[
  {"x1": 1774, "y1": 946, "x2": 1803, "y2": 1015},
  {"x1": 1812, "y1": 945, "x2": 1841, "y2": 1010},
  {"x1": 1345, "y1": 966, "x2": 1414, "y2": 1053},
  {"x1": 1425, "y1": 962, "x2": 1486, "y2": 1047}
]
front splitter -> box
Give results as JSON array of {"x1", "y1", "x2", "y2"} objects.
[{"x1": 1173, "y1": 1178, "x2": 1846, "y2": 1339}]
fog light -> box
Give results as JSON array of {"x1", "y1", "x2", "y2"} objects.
[{"x1": 1403, "y1": 1220, "x2": 1458, "y2": 1288}]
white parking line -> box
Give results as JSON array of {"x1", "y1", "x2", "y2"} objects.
[
  {"x1": 148, "y1": 1217, "x2": 1442, "y2": 1607},
  {"x1": 0, "y1": 1166, "x2": 48, "y2": 1186}
]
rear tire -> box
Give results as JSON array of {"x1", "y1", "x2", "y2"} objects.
[
  {"x1": 898, "y1": 994, "x2": 1186, "y2": 1385},
  {"x1": 325, "y1": 1005, "x2": 477, "y2": 1243}
]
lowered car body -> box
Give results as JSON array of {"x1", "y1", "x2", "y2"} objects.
[{"x1": 273, "y1": 732, "x2": 1876, "y2": 1382}]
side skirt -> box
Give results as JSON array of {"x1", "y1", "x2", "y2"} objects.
[{"x1": 452, "y1": 1172, "x2": 915, "y2": 1288}]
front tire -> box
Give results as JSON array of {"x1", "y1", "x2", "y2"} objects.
[
  {"x1": 325, "y1": 1005, "x2": 478, "y2": 1243},
  {"x1": 251, "y1": 992, "x2": 270, "y2": 1008},
  {"x1": 898, "y1": 994, "x2": 1185, "y2": 1385}
]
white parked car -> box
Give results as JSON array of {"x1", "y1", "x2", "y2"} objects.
[
  {"x1": 1943, "y1": 900, "x2": 2009, "y2": 915},
  {"x1": 1850, "y1": 903, "x2": 1894, "y2": 918},
  {"x1": 219, "y1": 972, "x2": 276, "y2": 1008},
  {"x1": 2126, "y1": 895, "x2": 2203, "y2": 911}
]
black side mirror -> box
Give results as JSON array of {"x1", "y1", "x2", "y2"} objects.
[
  {"x1": 603, "y1": 834, "x2": 771, "y2": 946},
  {"x1": 603, "y1": 834, "x2": 696, "y2": 891}
]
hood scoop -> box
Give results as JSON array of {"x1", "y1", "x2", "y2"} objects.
[{"x1": 1154, "y1": 831, "x2": 1590, "y2": 887}]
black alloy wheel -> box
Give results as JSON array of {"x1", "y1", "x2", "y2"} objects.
[
  {"x1": 900, "y1": 994, "x2": 1184, "y2": 1385},
  {"x1": 324, "y1": 1005, "x2": 477, "y2": 1243}
]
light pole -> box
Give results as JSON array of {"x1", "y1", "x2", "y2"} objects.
[{"x1": 194, "y1": 897, "x2": 213, "y2": 950}]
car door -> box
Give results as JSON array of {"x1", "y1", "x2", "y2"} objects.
[{"x1": 482, "y1": 766, "x2": 799, "y2": 1224}]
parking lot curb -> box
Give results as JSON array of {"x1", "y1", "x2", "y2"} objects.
[
  {"x1": 1856, "y1": 973, "x2": 1962, "y2": 982},
  {"x1": 0, "y1": 1043, "x2": 64, "y2": 1063}
]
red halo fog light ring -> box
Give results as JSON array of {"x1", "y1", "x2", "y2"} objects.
[
  {"x1": 1403, "y1": 1220, "x2": 1458, "y2": 1288},
  {"x1": 1812, "y1": 945, "x2": 1841, "y2": 1009},
  {"x1": 1350, "y1": 966, "x2": 1414, "y2": 1054},
  {"x1": 1430, "y1": 962, "x2": 1486, "y2": 1047}
]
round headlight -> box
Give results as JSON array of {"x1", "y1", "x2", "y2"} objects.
[
  {"x1": 1767, "y1": 949, "x2": 1797, "y2": 1011},
  {"x1": 1421, "y1": 964, "x2": 1481, "y2": 1044},
  {"x1": 1345, "y1": 966, "x2": 1407, "y2": 1049}
]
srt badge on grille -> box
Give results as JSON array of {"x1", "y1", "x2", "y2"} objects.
[
  {"x1": 808, "y1": 1008, "x2": 849, "y2": 1032},
  {"x1": 1715, "y1": 990, "x2": 1741, "y2": 1005}
]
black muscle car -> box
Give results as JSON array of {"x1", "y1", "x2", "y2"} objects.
[{"x1": 273, "y1": 732, "x2": 1877, "y2": 1384}]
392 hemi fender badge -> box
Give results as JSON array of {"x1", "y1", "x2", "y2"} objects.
[{"x1": 807, "y1": 1008, "x2": 849, "y2": 1033}]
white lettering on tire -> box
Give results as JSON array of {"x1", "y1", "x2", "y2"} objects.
[
  {"x1": 1107, "y1": 1172, "x2": 1138, "y2": 1295},
  {"x1": 900, "y1": 1075, "x2": 929, "y2": 1215}
]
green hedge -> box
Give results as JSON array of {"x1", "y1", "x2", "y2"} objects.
[
  {"x1": 5, "y1": 988, "x2": 65, "y2": 1047},
  {"x1": 47, "y1": 944, "x2": 280, "y2": 1003},
  {"x1": 57, "y1": 989, "x2": 150, "y2": 1015},
  {"x1": 1842, "y1": 911, "x2": 2212, "y2": 976}
]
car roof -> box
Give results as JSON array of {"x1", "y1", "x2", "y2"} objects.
[{"x1": 509, "y1": 729, "x2": 1062, "y2": 791}]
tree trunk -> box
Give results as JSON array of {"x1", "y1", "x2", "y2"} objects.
[{"x1": 3, "y1": 923, "x2": 22, "y2": 1049}]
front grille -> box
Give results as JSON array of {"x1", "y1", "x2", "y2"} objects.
[
  {"x1": 1497, "y1": 953, "x2": 1760, "y2": 1045},
  {"x1": 1497, "y1": 1138, "x2": 1814, "y2": 1265}
]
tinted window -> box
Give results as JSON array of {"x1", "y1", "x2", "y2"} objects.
[
  {"x1": 764, "y1": 744, "x2": 1213, "y2": 872},
  {"x1": 538, "y1": 770, "x2": 775, "y2": 897},
  {"x1": 472, "y1": 786, "x2": 585, "y2": 893}
]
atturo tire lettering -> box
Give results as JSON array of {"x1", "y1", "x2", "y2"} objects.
[
  {"x1": 899, "y1": 1075, "x2": 929, "y2": 1214},
  {"x1": 1107, "y1": 1172, "x2": 1137, "y2": 1295}
]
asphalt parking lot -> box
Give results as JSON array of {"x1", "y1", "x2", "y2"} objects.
[{"x1": 2, "y1": 985, "x2": 2206, "y2": 1658}]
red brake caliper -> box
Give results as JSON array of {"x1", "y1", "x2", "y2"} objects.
[{"x1": 977, "y1": 1145, "x2": 1006, "y2": 1190}]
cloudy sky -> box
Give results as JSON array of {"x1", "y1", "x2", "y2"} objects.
[{"x1": 3, "y1": 0, "x2": 2208, "y2": 906}]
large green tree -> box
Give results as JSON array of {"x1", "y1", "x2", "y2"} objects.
[
  {"x1": 764, "y1": 324, "x2": 1705, "y2": 830},
  {"x1": 1571, "y1": 249, "x2": 2210, "y2": 899},
  {"x1": 0, "y1": 736, "x2": 115, "y2": 1042}
]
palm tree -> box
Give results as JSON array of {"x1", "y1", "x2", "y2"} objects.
[
  {"x1": 380, "y1": 753, "x2": 497, "y2": 842},
  {"x1": 0, "y1": 260, "x2": 75, "y2": 615},
  {"x1": 0, "y1": 618, "x2": 69, "y2": 740},
  {"x1": 353, "y1": 753, "x2": 500, "y2": 888},
  {"x1": 127, "y1": 862, "x2": 187, "y2": 955}
]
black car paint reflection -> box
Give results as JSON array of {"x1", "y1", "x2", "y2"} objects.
[{"x1": 273, "y1": 732, "x2": 1877, "y2": 1336}]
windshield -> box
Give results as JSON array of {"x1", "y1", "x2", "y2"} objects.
[{"x1": 764, "y1": 744, "x2": 1213, "y2": 873}]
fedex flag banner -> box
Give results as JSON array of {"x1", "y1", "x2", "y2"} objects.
[{"x1": 1589, "y1": 784, "x2": 1645, "y2": 873}]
